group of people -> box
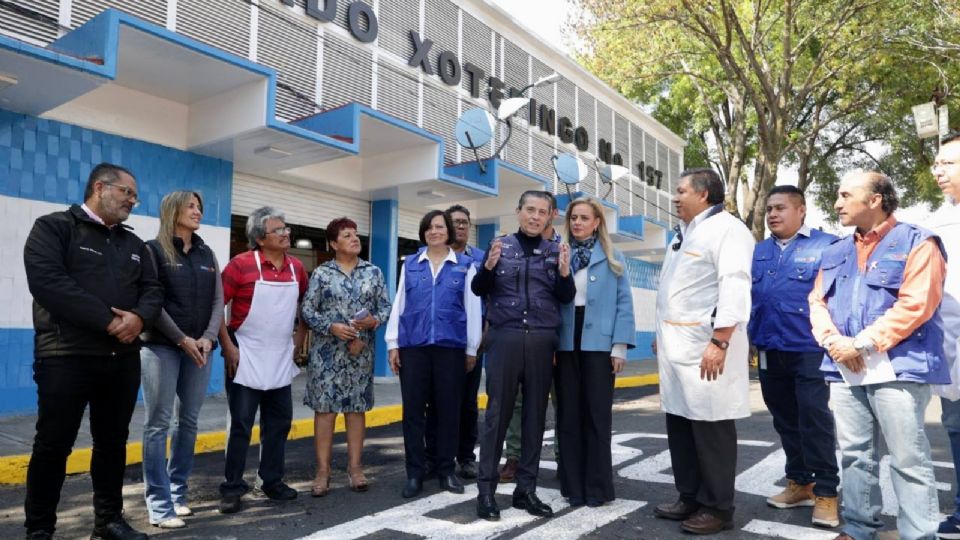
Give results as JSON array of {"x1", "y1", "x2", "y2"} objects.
[
  {"x1": 652, "y1": 131, "x2": 960, "y2": 540},
  {"x1": 19, "y1": 131, "x2": 960, "y2": 540},
  {"x1": 18, "y1": 162, "x2": 635, "y2": 539}
]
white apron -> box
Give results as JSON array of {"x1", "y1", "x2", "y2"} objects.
[
  {"x1": 655, "y1": 211, "x2": 754, "y2": 421},
  {"x1": 233, "y1": 251, "x2": 300, "y2": 391}
]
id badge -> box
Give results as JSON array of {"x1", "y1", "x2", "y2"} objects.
[{"x1": 759, "y1": 350, "x2": 767, "y2": 370}]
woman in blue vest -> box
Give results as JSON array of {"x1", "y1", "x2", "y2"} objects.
[
  {"x1": 385, "y1": 210, "x2": 482, "y2": 499},
  {"x1": 556, "y1": 197, "x2": 636, "y2": 508},
  {"x1": 140, "y1": 191, "x2": 224, "y2": 528}
]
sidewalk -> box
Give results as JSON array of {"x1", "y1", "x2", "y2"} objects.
[{"x1": 0, "y1": 359, "x2": 659, "y2": 484}]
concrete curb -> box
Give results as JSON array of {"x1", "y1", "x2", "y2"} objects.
[{"x1": 0, "y1": 374, "x2": 658, "y2": 484}]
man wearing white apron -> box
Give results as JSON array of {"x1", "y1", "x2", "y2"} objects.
[
  {"x1": 931, "y1": 132, "x2": 960, "y2": 539},
  {"x1": 218, "y1": 207, "x2": 308, "y2": 514},
  {"x1": 653, "y1": 168, "x2": 755, "y2": 535}
]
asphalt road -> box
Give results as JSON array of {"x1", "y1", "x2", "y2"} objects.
[{"x1": 0, "y1": 381, "x2": 954, "y2": 539}]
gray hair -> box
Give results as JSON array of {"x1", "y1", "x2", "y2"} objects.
[{"x1": 246, "y1": 206, "x2": 286, "y2": 250}]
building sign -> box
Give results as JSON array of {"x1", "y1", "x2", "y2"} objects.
[{"x1": 284, "y1": 0, "x2": 664, "y2": 184}]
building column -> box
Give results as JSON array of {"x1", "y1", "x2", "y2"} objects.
[{"x1": 370, "y1": 199, "x2": 398, "y2": 378}]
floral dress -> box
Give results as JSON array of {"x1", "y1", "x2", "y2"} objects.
[{"x1": 301, "y1": 258, "x2": 391, "y2": 413}]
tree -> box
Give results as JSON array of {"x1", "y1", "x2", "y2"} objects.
[{"x1": 571, "y1": 0, "x2": 956, "y2": 238}]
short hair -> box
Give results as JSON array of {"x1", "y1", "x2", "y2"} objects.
[
  {"x1": 517, "y1": 190, "x2": 556, "y2": 211},
  {"x1": 863, "y1": 171, "x2": 899, "y2": 214},
  {"x1": 418, "y1": 210, "x2": 455, "y2": 245},
  {"x1": 679, "y1": 168, "x2": 725, "y2": 205},
  {"x1": 942, "y1": 131, "x2": 960, "y2": 146},
  {"x1": 84, "y1": 162, "x2": 135, "y2": 200},
  {"x1": 325, "y1": 217, "x2": 358, "y2": 244},
  {"x1": 245, "y1": 206, "x2": 285, "y2": 250},
  {"x1": 445, "y1": 204, "x2": 471, "y2": 220},
  {"x1": 767, "y1": 185, "x2": 806, "y2": 205}
]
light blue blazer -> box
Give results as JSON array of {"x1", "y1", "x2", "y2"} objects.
[{"x1": 558, "y1": 243, "x2": 637, "y2": 352}]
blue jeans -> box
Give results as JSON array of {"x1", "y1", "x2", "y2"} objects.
[
  {"x1": 758, "y1": 350, "x2": 839, "y2": 496},
  {"x1": 140, "y1": 344, "x2": 212, "y2": 523},
  {"x1": 942, "y1": 397, "x2": 960, "y2": 520},
  {"x1": 832, "y1": 382, "x2": 938, "y2": 540}
]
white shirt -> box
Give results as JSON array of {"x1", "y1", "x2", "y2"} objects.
[
  {"x1": 385, "y1": 248, "x2": 482, "y2": 356},
  {"x1": 774, "y1": 224, "x2": 811, "y2": 249}
]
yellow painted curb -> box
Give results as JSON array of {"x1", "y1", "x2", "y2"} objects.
[{"x1": 0, "y1": 373, "x2": 657, "y2": 484}]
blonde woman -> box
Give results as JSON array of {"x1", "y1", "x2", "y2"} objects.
[
  {"x1": 140, "y1": 191, "x2": 223, "y2": 528},
  {"x1": 555, "y1": 197, "x2": 635, "y2": 508}
]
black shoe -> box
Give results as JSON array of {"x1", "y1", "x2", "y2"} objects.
[
  {"x1": 512, "y1": 491, "x2": 554, "y2": 517},
  {"x1": 586, "y1": 499, "x2": 605, "y2": 508},
  {"x1": 477, "y1": 494, "x2": 501, "y2": 520},
  {"x1": 568, "y1": 496, "x2": 585, "y2": 507},
  {"x1": 439, "y1": 474, "x2": 465, "y2": 494},
  {"x1": 26, "y1": 531, "x2": 53, "y2": 540},
  {"x1": 401, "y1": 478, "x2": 423, "y2": 498},
  {"x1": 90, "y1": 518, "x2": 148, "y2": 540},
  {"x1": 219, "y1": 494, "x2": 242, "y2": 514},
  {"x1": 263, "y1": 483, "x2": 298, "y2": 501},
  {"x1": 457, "y1": 460, "x2": 478, "y2": 479}
]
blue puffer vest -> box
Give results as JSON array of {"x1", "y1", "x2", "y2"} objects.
[
  {"x1": 142, "y1": 235, "x2": 217, "y2": 347},
  {"x1": 485, "y1": 234, "x2": 562, "y2": 330},
  {"x1": 397, "y1": 248, "x2": 471, "y2": 349},
  {"x1": 749, "y1": 229, "x2": 837, "y2": 352},
  {"x1": 819, "y1": 222, "x2": 949, "y2": 383}
]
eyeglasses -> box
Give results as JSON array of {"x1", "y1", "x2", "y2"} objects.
[
  {"x1": 103, "y1": 183, "x2": 140, "y2": 207},
  {"x1": 267, "y1": 226, "x2": 292, "y2": 236},
  {"x1": 452, "y1": 219, "x2": 470, "y2": 228},
  {"x1": 932, "y1": 161, "x2": 958, "y2": 174}
]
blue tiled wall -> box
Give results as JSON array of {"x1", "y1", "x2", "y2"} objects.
[
  {"x1": 0, "y1": 108, "x2": 233, "y2": 416},
  {"x1": 0, "y1": 108, "x2": 233, "y2": 226}
]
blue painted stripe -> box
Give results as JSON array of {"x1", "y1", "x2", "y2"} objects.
[
  {"x1": 0, "y1": 327, "x2": 225, "y2": 417},
  {"x1": 627, "y1": 331, "x2": 655, "y2": 361}
]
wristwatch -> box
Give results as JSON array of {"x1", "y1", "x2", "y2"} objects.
[{"x1": 710, "y1": 337, "x2": 729, "y2": 350}]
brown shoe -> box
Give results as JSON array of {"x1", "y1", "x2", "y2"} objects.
[
  {"x1": 680, "y1": 510, "x2": 734, "y2": 535},
  {"x1": 832, "y1": 534, "x2": 854, "y2": 540},
  {"x1": 499, "y1": 457, "x2": 519, "y2": 482},
  {"x1": 653, "y1": 499, "x2": 700, "y2": 521},
  {"x1": 766, "y1": 479, "x2": 815, "y2": 508},
  {"x1": 812, "y1": 496, "x2": 840, "y2": 528}
]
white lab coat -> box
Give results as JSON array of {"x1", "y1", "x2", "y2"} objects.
[
  {"x1": 655, "y1": 209, "x2": 755, "y2": 421},
  {"x1": 930, "y1": 202, "x2": 960, "y2": 400}
]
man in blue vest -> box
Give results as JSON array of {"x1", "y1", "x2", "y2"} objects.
[
  {"x1": 808, "y1": 170, "x2": 948, "y2": 540},
  {"x1": 472, "y1": 190, "x2": 574, "y2": 521},
  {"x1": 749, "y1": 185, "x2": 839, "y2": 528}
]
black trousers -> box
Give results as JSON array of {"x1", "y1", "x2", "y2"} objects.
[
  {"x1": 665, "y1": 413, "x2": 738, "y2": 519},
  {"x1": 555, "y1": 308, "x2": 616, "y2": 503},
  {"x1": 220, "y1": 381, "x2": 293, "y2": 496},
  {"x1": 24, "y1": 354, "x2": 141, "y2": 534},
  {"x1": 399, "y1": 346, "x2": 465, "y2": 478},
  {"x1": 425, "y1": 352, "x2": 483, "y2": 467},
  {"x1": 477, "y1": 327, "x2": 557, "y2": 496}
]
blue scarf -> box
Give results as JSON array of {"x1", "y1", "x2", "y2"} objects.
[{"x1": 571, "y1": 233, "x2": 597, "y2": 273}]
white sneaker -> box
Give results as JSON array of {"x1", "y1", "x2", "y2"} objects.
[
  {"x1": 154, "y1": 517, "x2": 186, "y2": 529},
  {"x1": 174, "y1": 504, "x2": 193, "y2": 517}
]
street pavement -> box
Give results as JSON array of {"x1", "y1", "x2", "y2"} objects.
[{"x1": 0, "y1": 372, "x2": 955, "y2": 539}]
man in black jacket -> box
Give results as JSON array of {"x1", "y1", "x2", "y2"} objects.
[{"x1": 22, "y1": 163, "x2": 163, "y2": 540}]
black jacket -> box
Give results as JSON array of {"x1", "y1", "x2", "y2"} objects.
[{"x1": 23, "y1": 205, "x2": 164, "y2": 358}]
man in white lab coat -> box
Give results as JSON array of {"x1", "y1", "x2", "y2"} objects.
[
  {"x1": 653, "y1": 168, "x2": 755, "y2": 535},
  {"x1": 932, "y1": 131, "x2": 960, "y2": 540}
]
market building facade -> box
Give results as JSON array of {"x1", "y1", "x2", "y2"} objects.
[{"x1": 0, "y1": 0, "x2": 683, "y2": 414}]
